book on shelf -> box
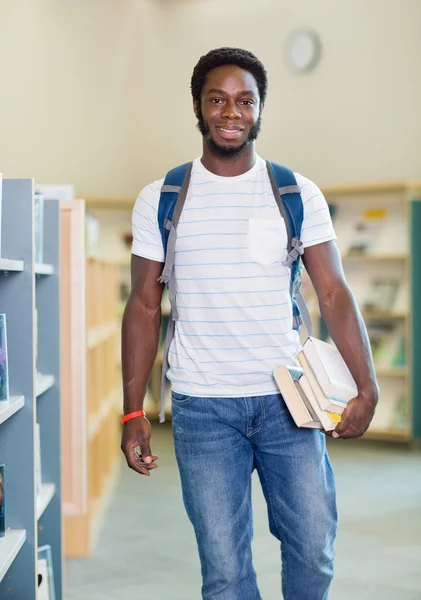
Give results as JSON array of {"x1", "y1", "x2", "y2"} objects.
[
  {"x1": 0, "y1": 314, "x2": 9, "y2": 402},
  {"x1": 37, "y1": 544, "x2": 56, "y2": 600},
  {"x1": 0, "y1": 464, "x2": 4, "y2": 538},
  {"x1": 363, "y1": 278, "x2": 400, "y2": 313},
  {"x1": 369, "y1": 322, "x2": 406, "y2": 370},
  {"x1": 346, "y1": 207, "x2": 388, "y2": 256}
]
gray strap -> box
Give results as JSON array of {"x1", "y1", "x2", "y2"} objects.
[
  {"x1": 283, "y1": 237, "x2": 304, "y2": 268},
  {"x1": 266, "y1": 161, "x2": 292, "y2": 251},
  {"x1": 161, "y1": 185, "x2": 181, "y2": 193},
  {"x1": 295, "y1": 290, "x2": 314, "y2": 337},
  {"x1": 157, "y1": 163, "x2": 193, "y2": 287},
  {"x1": 160, "y1": 313, "x2": 175, "y2": 423},
  {"x1": 278, "y1": 185, "x2": 301, "y2": 195},
  {"x1": 158, "y1": 162, "x2": 193, "y2": 422}
]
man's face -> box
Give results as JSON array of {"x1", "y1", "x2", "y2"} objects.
[{"x1": 194, "y1": 65, "x2": 262, "y2": 157}]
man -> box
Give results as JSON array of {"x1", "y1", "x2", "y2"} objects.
[{"x1": 121, "y1": 47, "x2": 378, "y2": 600}]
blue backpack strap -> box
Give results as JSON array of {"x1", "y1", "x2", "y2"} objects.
[
  {"x1": 157, "y1": 162, "x2": 193, "y2": 423},
  {"x1": 266, "y1": 161, "x2": 314, "y2": 336},
  {"x1": 158, "y1": 162, "x2": 192, "y2": 255},
  {"x1": 266, "y1": 162, "x2": 303, "y2": 242}
]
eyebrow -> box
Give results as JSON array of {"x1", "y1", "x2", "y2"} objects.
[{"x1": 206, "y1": 88, "x2": 258, "y2": 98}]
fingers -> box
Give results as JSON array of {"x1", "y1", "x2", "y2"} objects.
[{"x1": 122, "y1": 443, "x2": 159, "y2": 476}]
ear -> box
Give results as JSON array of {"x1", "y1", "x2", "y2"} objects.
[
  {"x1": 193, "y1": 99, "x2": 200, "y2": 118},
  {"x1": 259, "y1": 103, "x2": 265, "y2": 115}
]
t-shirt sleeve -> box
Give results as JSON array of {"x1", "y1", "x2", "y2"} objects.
[
  {"x1": 297, "y1": 174, "x2": 337, "y2": 248},
  {"x1": 131, "y1": 180, "x2": 165, "y2": 262}
]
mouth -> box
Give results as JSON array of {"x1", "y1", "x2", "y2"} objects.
[{"x1": 215, "y1": 126, "x2": 244, "y2": 140}]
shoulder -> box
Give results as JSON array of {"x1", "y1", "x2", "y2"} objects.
[
  {"x1": 133, "y1": 176, "x2": 165, "y2": 213},
  {"x1": 293, "y1": 173, "x2": 324, "y2": 200}
]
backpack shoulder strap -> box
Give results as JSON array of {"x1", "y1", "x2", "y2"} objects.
[
  {"x1": 266, "y1": 161, "x2": 303, "y2": 245},
  {"x1": 266, "y1": 161, "x2": 314, "y2": 337},
  {"x1": 158, "y1": 162, "x2": 193, "y2": 254},
  {"x1": 157, "y1": 162, "x2": 193, "y2": 423}
]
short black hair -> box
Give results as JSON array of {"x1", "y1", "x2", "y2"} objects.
[{"x1": 191, "y1": 47, "x2": 268, "y2": 105}]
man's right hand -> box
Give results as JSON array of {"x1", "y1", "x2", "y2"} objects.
[{"x1": 121, "y1": 417, "x2": 159, "y2": 476}]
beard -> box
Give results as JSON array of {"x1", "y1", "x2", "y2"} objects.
[{"x1": 196, "y1": 108, "x2": 262, "y2": 158}]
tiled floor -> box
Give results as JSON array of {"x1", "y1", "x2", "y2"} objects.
[{"x1": 65, "y1": 425, "x2": 421, "y2": 599}]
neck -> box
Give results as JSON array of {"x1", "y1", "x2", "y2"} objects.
[{"x1": 200, "y1": 142, "x2": 256, "y2": 177}]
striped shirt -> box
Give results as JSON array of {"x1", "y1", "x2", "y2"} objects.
[{"x1": 132, "y1": 155, "x2": 336, "y2": 398}]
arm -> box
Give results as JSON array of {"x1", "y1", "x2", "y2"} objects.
[
  {"x1": 121, "y1": 254, "x2": 164, "y2": 474},
  {"x1": 302, "y1": 240, "x2": 379, "y2": 438}
]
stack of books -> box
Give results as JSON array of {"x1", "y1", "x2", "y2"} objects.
[{"x1": 274, "y1": 337, "x2": 358, "y2": 431}]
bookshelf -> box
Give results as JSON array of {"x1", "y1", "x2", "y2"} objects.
[
  {"x1": 308, "y1": 181, "x2": 421, "y2": 443},
  {"x1": 0, "y1": 180, "x2": 62, "y2": 598},
  {"x1": 64, "y1": 258, "x2": 121, "y2": 557}
]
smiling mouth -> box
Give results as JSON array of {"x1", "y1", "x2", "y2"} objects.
[
  {"x1": 216, "y1": 126, "x2": 243, "y2": 132},
  {"x1": 215, "y1": 126, "x2": 244, "y2": 140}
]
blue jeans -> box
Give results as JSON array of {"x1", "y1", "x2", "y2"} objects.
[{"x1": 171, "y1": 392, "x2": 337, "y2": 600}]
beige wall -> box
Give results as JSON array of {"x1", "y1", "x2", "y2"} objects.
[{"x1": 0, "y1": 0, "x2": 420, "y2": 199}]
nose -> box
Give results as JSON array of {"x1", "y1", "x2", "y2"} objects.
[{"x1": 221, "y1": 101, "x2": 241, "y2": 120}]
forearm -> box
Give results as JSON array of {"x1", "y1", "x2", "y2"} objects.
[
  {"x1": 121, "y1": 294, "x2": 161, "y2": 413},
  {"x1": 318, "y1": 284, "x2": 379, "y2": 399}
]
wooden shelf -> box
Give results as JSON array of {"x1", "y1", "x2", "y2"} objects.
[
  {"x1": 362, "y1": 311, "x2": 408, "y2": 320},
  {"x1": 0, "y1": 530, "x2": 26, "y2": 583},
  {"x1": 37, "y1": 483, "x2": 56, "y2": 520},
  {"x1": 87, "y1": 321, "x2": 119, "y2": 350},
  {"x1": 0, "y1": 395, "x2": 25, "y2": 425},
  {"x1": 364, "y1": 428, "x2": 411, "y2": 442},
  {"x1": 36, "y1": 374, "x2": 55, "y2": 397},
  {"x1": 85, "y1": 196, "x2": 133, "y2": 209},
  {"x1": 342, "y1": 253, "x2": 408, "y2": 262},
  {"x1": 322, "y1": 180, "x2": 421, "y2": 196},
  {"x1": 34, "y1": 263, "x2": 54, "y2": 275},
  {"x1": 375, "y1": 367, "x2": 409, "y2": 378},
  {"x1": 0, "y1": 258, "x2": 24, "y2": 272},
  {"x1": 88, "y1": 388, "x2": 119, "y2": 441},
  {"x1": 65, "y1": 256, "x2": 121, "y2": 558}
]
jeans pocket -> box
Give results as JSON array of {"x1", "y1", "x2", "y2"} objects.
[{"x1": 171, "y1": 391, "x2": 195, "y2": 405}]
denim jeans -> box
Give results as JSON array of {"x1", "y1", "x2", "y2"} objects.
[{"x1": 171, "y1": 392, "x2": 337, "y2": 600}]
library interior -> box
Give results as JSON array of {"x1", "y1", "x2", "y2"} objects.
[{"x1": 0, "y1": 1, "x2": 420, "y2": 599}]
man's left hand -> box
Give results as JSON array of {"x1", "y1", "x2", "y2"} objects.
[{"x1": 329, "y1": 391, "x2": 378, "y2": 439}]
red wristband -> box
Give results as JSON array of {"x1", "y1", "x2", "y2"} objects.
[{"x1": 121, "y1": 410, "x2": 146, "y2": 424}]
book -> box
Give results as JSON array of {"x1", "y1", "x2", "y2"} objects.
[
  {"x1": 368, "y1": 323, "x2": 406, "y2": 370},
  {"x1": 299, "y1": 374, "x2": 342, "y2": 431},
  {"x1": 298, "y1": 337, "x2": 357, "y2": 415},
  {"x1": 363, "y1": 278, "x2": 400, "y2": 312},
  {"x1": 37, "y1": 545, "x2": 56, "y2": 600},
  {"x1": 0, "y1": 464, "x2": 4, "y2": 538},
  {"x1": 273, "y1": 366, "x2": 342, "y2": 431},
  {"x1": 273, "y1": 366, "x2": 322, "y2": 429},
  {"x1": 346, "y1": 207, "x2": 388, "y2": 256},
  {"x1": 0, "y1": 314, "x2": 9, "y2": 402}
]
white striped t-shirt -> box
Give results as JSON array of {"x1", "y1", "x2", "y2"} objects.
[{"x1": 132, "y1": 155, "x2": 336, "y2": 398}]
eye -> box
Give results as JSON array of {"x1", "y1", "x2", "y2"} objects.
[
  {"x1": 210, "y1": 98, "x2": 223, "y2": 104},
  {"x1": 241, "y1": 100, "x2": 254, "y2": 106}
]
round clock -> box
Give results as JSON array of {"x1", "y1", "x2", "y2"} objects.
[{"x1": 285, "y1": 29, "x2": 321, "y2": 74}]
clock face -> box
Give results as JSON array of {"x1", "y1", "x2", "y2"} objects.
[{"x1": 286, "y1": 29, "x2": 321, "y2": 73}]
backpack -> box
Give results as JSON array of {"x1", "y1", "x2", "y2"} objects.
[{"x1": 156, "y1": 161, "x2": 314, "y2": 422}]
